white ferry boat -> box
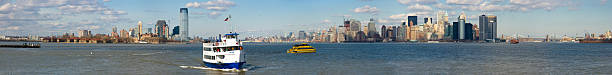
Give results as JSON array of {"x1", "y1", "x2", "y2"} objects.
[{"x1": 202, "y1": 32, "x2": 245, "y2": 69}]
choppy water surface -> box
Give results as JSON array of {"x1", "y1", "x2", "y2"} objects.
[{"x1": 1, "y1": 42, "x2": 612, "y2": 75}]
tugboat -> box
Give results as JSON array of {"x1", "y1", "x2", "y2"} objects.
[
  {"x1": 202, "y1": 32, "x2": 246, "y2": 70},
  {"x1": 287, "y1": 43, "x2": 316, "y2": 53}
]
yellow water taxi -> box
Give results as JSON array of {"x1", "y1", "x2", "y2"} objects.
[{"x1": 287, "y1": 43, "x2": 316, "y2": 53}]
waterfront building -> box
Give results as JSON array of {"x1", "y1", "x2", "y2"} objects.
[
  {"x1": 434, "y1": 11, "x2": 449, "y2": 40},
  {"x1": 298, "y1": 31, "x2": 306, "y2": 40},
  {"x1": 147, "y1": 28, "x2": 152, "y2": 34},
  {"x1": 155, "y1": 20, "x2": 168, "y2": 39},
  {"x1": 452, "y1": 22, "x2": 459, "y2": 40},
  {"x1": 381, "y1": 25, "x2": 387, "y2": 39},
  {"x1": 112, "y1": 27, "x2": 117, "y2": 33},
  {"x1": 129, "y1": 28, "x2": 136, "y2": 37},
  {"x1": 407, "y1": 16, "x2": 418, "y2": 26},
  {"x1": 78, "y1": 30, "x2": 91, "y2": 38},
  {"x1": 120, "y1": 29, "x2": 128, "y2": 38},
  {"x1": 179, "y1": 8, "x2": 189, "y2": 41},
  {"x1": 138, "y1": 21, "x2": 142, "y2": 40},
  {"x1": 367, "y1": 18, "x2": 378, "y2": 38},
  {"x1": 479, "y1": 15, "x2": 498, "y2": 42},
  {"x1": 465, "y1": 23, "x2": 474, "y2": 40},
  {"x1": 458, "y1": 13, "x2": 466, "y2": 40},
  {"x1": 172, "y1": 26, "x2": 180, "y2": 36}
]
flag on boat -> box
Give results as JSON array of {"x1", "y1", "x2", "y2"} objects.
[{"x1": 224, "y1": 15, "x2": 232, "y2": 22}]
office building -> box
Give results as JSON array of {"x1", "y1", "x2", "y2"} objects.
[
  {"x1": 479, "y1": 15, "x2": 498, "y2": 42},
  {"x1": 180, "y1": 8, "x2": 189, "y2": 41},
  {"x1": 156, "y1": 20, "x2": 168, "y2": 39}
]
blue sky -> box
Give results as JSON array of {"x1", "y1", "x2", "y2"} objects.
[{"x1": 0, "y1": 0, "x2": 611, "y2": 37}]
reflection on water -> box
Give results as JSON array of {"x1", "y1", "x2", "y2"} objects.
[{"x1": 1, "y1": 42, "x2": 612, "y2": 74}]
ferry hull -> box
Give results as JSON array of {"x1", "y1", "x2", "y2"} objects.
[{"x1": 203, "y1": 62, "x2": 246, "y2": 69}]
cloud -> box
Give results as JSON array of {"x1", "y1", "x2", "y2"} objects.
[
  {"x1": 389, "y1": 12, "x2": 432, "y2": 19},
  {"x1": 407, "y1": 4, "x2": 433, "y2": 11},
  {"x1": 186, "y1": 0, "x2": 236, "y2": 19},
  {"x1": 206, "y1": 6, "x2": 228, "y2": 11},
  {"x1": 602, "y1": 0, "x2": 608, "y2": 5},
  {"x1": 186, "y1": 0, "x2": 236, "y2": 10},
  {"x1": 103, "y1": 0, "x2": 111, "y2": 2},
  {"x1": 207, "y1": 11, "x2": 222, "y2": 18},
  {"x1": 321, "y1": 19, "x2": 331, "y2": 24},
  {"x1": 102, "y1": 10, "x2": 127, "y2": 15},
  {"x1": 353, "y1": 5, "x2": 378, "y2": 14},
  {"x1": 0, "y1": 3, "x2": 12, "y2": 12},
  {"x1": 398, "y1": 0, "x2": 438, "y2": 5},
  {"x1": 446, "y1": 0, "x2": 483, "y2": 5},
  {"x1": 0, "y1": 0, "x2": 129, "y2": 36},
  {"x1": 0, "y1": 26, "x2": 20, "y2": 31}
]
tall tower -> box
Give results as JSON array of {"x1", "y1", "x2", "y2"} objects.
[
  {"x1": 458, "y1": 13, "x2": 466, "y2": 40},
  {"x1": 138, "y1": 21, "x2": 142, "y2": 40},
  {"x1": 479, "y1": 15, "x2": 487, "y2": 41},
  {"x1": 479, "y1": 15, "x2": 497, "y2": 42},
  {"x1": 180, "y1": 8, "x2": 189, "y2": 41},
  {"x1": 367, "y1": 18, "x2": 377, "y2": 38}
]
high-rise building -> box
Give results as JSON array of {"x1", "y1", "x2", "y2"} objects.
[
  {"x1": 172, "y1": 26, "x2": 180, "y2": 36},
  {"x1": 458, "y1": 13, "x2": 466, "y2": 40},
  {"x1": 156, "y1": 20, "x2": 168, "y2": 39},
  {"x1": 479, "y1": 15, "x2": 497, "y2": 42},
  {"x1": 78, "y1": 30, "x2": 91, "y2": 37},
  {"x1": 138, "y1": 21, "x2": 142, "y2": 40},
  {"x1": 465, "y1": 23, "x2": 474, "y2": 40},
  {"x1": 147, "y1": 28, "x2": 152, "y2": 34},
  {"x1": 367, "y1": 18, "x2": 378, "y2": 38},
  {"x1": 129, "y1": 28, "x2": 135, "y2": 37},
  {"x1": 452, "y1": 22, "x2": 459, "y2": 40},
  {"x1": 298, "y1": 31, "x2": 306, "y2": 40},
  {"x1": 407, "y1": 16, "x2": 417, "y2": 26},
  {"x1": 381, "y1": 25, "x2": 387, "y2": 39},
  {"x1": 179, "y1": 8, "x2": 189, "y2": 41},
  {"x1": 350, "y1": 19, "x2": 361, "y2": 32},
  {"x1": 112, "y1": 27, "x2": 117, "y2": 33},
  {"x1": 120, "y1": 29, "x2": 128, "y2": 38}
]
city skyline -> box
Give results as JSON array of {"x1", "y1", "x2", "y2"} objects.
[{"x1": 0, "y1": 0, "x2": 611, "y2": 37}]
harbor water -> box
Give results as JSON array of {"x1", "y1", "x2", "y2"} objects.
[{"x1": 1, "y1": 42, "x2": 612, "y2": 74}]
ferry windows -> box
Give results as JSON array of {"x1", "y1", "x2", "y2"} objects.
[
  {"x1": 204, "y1": 48, "x2": 212, "y2": 51},
  {"x1": 217, "y1": 55, "x2": 225, "y2": 59},
  {"x1": 204, "y1": 55, "x2": 214, "y2": 59}
]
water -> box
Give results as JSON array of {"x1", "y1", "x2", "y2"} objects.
[{"x1": 1, "y1": 42, "x2": 612, "y2": 75}]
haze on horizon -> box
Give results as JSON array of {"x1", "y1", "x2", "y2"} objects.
[{"x1": 0, "y1": 0, "x2": 611, "y2": 38}]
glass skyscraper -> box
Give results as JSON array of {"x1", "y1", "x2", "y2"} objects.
[
  {"x1": 179, "y1": 8, "x2": 189, "y2": 41},
  {"x1": 479, "y1": 15, "x2": 497, "y2": 42}
]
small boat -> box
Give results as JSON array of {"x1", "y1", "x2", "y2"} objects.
[
  {"x1": 287, "y1": 43, "x2": 316, "y2": 53},
  {"x1": 510, "y1": 39, "x2": 519, "y2": 44}
]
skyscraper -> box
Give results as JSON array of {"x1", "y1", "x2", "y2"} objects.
[
  {"x1": 458, "y1": 13, "x2": 466, "y2": 40},
  {"x1": 112, "y1": 26, "x2": 117, "y2": 33},
  {"x1": 173, "y1": 26, "x2": 180, "y2": 36},
  {"x1": 179, "y1": 8, "x2": 189, "y2": 41},
  {"x1": 138, "y1": 21, "x2": 142, "y2": 40},
  {"x1": 350, "y1": 19, "x2": 361, "y2": 32},
  {"x1": 367, "y1": 18, "x2": 377, "y2": 38},
  {"x1": 381, "y1": 25, "x2": 387, "y2": 39},
  {"x1": 407, "y1": 16, "x2": 418, "y2": 26},
  {"x1": 479, "y1": 15, "x2": 498, "y2": 42},
  {"x1": 465, "y1": 23, "x2": 474, "y2": 40},
  {"x1": 156, "y1": 20, "x2": 168, "y2": 39}
]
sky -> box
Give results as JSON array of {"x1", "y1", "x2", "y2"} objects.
[{"x1": 0, "y1": 0, "x2": 611, "y2": 38}]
